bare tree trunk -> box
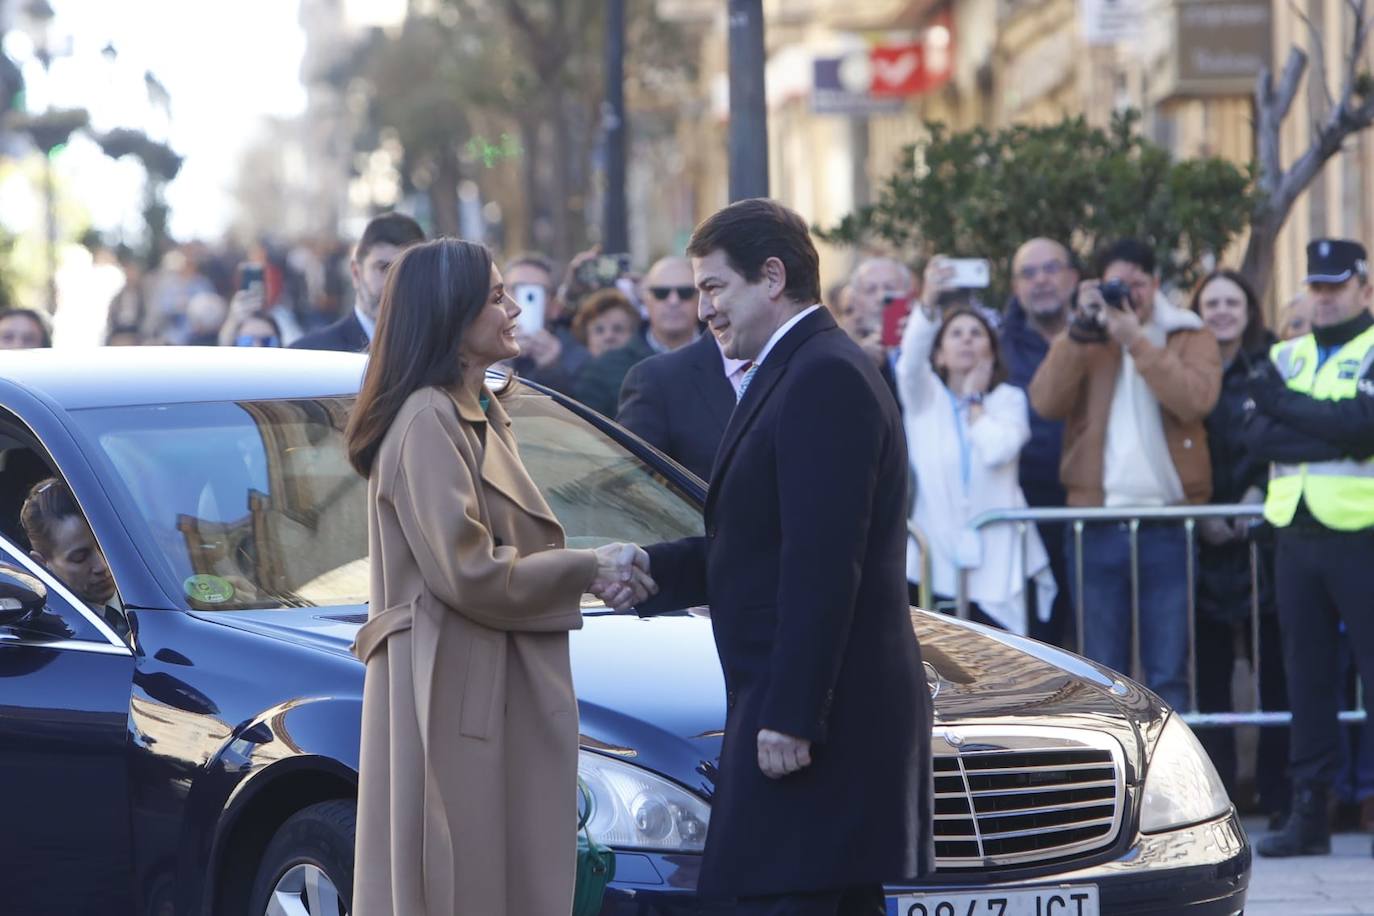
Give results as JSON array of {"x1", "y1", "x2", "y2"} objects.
[
  {"x1": 1240, "y1": 215, "x2": 1282, "y2": 305},
  {"x1": 518, "y1": 116, "x2": 540, "y2": 251},
  {"x1": 430, "y1": 147, "x2": 462, "y2": 238},
  {"x1": 549, "y1": 87, "x2": 573, "y2": 262}
]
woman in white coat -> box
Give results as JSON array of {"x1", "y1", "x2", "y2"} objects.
[{"x1": 895, "y1": 262, "x2": 1055, "y2": 633}]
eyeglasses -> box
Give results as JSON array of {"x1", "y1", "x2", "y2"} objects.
[
  {"x1": 1016, "y1": 261, "x2": 1067, "y2": 281},
  {"x1": 235, "y1": 335, "x2": 281, "y2": 347},
  {"x1": 649, "y1": 286, "x2": 698, "y2": 301}
]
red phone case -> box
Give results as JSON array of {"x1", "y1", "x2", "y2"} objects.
[{"x1": 881, "y1": 297, "x2": 911, "y2": 348}]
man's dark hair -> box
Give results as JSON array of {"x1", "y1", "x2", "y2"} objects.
[
  {"x1": 687, "y1": 198, "x2": 822, "y2": 305},
  {"x1": 355, "y1": 212, "x2": 425, "y2": 264},
  {"x1": 1096, "y1": 238, "x2": 1156, "y2": 277}
]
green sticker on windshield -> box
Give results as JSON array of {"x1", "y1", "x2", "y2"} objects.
[{"x1": 184, "y1": 574, "x2": 235, "y2": 604}]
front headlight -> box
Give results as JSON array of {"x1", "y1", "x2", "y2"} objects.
[
  {"x1": 578, "y1": 750, "x2": 711, "y2": 852},
  {"x1": 1139, "y1": 713, "x2": 1231, "y2": 833}
]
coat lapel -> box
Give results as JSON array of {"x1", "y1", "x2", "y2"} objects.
[
  {"x1": 345, "y1": 312, "x2": 370, "y2": 352},
  {"x1": 707, "y1": 308, "x2": 836, "y2": 512},
  {"x1": 689, "y1": 335, "x2": 736, "y2": 428},
  {"x1": 443, "y1": 386, "x2": 564, "y2": 532}
]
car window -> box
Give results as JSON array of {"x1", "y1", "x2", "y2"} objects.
[
  {"x1": 0, "y1": 535, "x2": 110, "y2": 645},
  {"x1": 70, "y1": 386, "x2": 702, "y2": 610},
  {"x1": 504, "y1": 387, "x2": 704, "y2": 548}
]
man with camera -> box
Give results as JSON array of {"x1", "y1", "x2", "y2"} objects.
[
  {"x1": 1029, "y1": 239, "x2": 1220, "y2": 711},
  {"x1": 1245, "y1": 238, "x2": 1374, "y2": 859}
]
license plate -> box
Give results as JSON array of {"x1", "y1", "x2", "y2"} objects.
[{"x1": 888, "y1": 884, "x2": 1099, "y2": 916}]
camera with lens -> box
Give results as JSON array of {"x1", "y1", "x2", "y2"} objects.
[
  {"x1": 1099, "y1": 278, "x2": 1131, "y2": 311},
  {"x1": 1068, "y1": 278, "x2": 1132, "y2": 343}
]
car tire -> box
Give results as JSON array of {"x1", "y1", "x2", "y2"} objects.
[{"x1": 248, "y1": 799, "x2": 356, "y2": 916}]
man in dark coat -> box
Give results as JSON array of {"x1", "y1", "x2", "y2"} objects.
[
  {"x1": 291, "y1": 212, "x2": 424, "y2": 352},
  {"x1": 616, "y1": 331, "x2": 737, "y2": 481},
  {"x1": 637, "y1": 199, "x2": 933, "y2": 914},
  {"x1": 999, "y1": 237, "x2": 1077, "y2": 647}
]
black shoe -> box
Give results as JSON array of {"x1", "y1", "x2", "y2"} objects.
[
  {"x1": 1258, "y1": 784, "x2": 1332, "y2": 857},
  {"x1": 1332, "y1": 800, "x2": 1362, "y2": 832}
]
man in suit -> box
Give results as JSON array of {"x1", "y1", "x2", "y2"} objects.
[
  {"x1": 636, "y1": 199, "x2": 933, "y2": 914},
  {"x1": 291, "y1": 212, "x2": 425, "y2": 352},
  {"x1": 616, "y1": 331, "x2": 740, "y2": 481}
]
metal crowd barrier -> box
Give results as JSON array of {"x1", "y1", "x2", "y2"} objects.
[
  {"x1": 908, "y1": 522, "x2": 933, "y2": 612},
  {"x1": 950, "y1": 504, "x2": 1367, "y2": 728}
]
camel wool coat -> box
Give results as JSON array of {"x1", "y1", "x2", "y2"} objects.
[{"x1": 351, "y1": 384, "x2": 598, "y2": 916}]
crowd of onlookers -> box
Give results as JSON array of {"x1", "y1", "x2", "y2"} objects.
[{"x1": 2, "y1": 212, "x2": 1369, "y2": 840}]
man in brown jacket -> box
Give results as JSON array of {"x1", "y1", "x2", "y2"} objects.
[{"x1": 1029, "y1": 239, "x2": 1221, "y2": 710}]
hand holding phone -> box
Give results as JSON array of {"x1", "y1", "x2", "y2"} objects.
[
  {"x1": 880, "y1": 295, "x2": 911, "y2": 348},
  {"x1": 945, "y1": 258, "x2": 990, "y2": 289},
  {"x1": 512, "y1": 284, "x2": 547, "y2": 336},
  {"x1": 239, "y1": 263, "x2": 265, "y2": 293}
]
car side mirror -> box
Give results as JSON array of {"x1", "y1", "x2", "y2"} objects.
[{"x1": 0, "y1": 563, "x2": 47, "y2": 627}]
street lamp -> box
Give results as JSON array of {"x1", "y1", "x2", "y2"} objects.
[{"x1": 13, "y1": 0, "x2": 81, "y2": 314}]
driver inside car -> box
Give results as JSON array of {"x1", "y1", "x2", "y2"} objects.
[{"x1": 20, "y1": 477, "x2": 128, "y2": 639}]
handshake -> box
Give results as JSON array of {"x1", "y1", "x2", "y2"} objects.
[{"x1": 589, "y1": 543, "x2": 658, "y2": 611}]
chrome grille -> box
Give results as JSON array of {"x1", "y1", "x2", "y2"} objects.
[{"x1": 932, "y1": 725, "x2": 1125, "y2": 870}]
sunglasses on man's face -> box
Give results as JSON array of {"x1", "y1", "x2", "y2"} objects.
[
  {"x1": 649, "y1": 286, "x2": 698, "y2": 301},
  {"x1": 236, "y1": 335, "x2": 281, "y2": 348}
]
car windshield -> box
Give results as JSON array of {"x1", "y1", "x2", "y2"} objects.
[{"x1": 70, "y1": 385, "x2": 703, "y2": 610}]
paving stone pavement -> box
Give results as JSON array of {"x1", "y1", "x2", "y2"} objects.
[{"x1": 1243, "y1": 817, "x2": 1374, "y2": 915}]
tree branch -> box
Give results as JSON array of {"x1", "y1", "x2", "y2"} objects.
[
  {"x1": 1293, "y1": 0, "x2": 1336, "y2": 120},
  {"x1": 1275, "y1": 47, "x2": 1309, "y2": 120},
  {"x1": 1254, "y1": 48, "x2": 1308, "y2": 199},
  {"x1": 1336, "y1": 0, "x2": 1372, "y2": 118}
]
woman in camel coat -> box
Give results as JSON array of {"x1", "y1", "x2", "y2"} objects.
[{"x1": 344, "y1": 238, "x2": 653, "y2": 916}]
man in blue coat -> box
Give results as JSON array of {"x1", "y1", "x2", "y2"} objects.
[
  {"x1": 637, "y1": 199, "x2": 933, "y2": 914},
  {"x1": 999, "y1": 237, "x2": 1078, "y2": 647}
]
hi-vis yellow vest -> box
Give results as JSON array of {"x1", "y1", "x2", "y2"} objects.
[{"x1": 1264, "y1": 325, "x2": 1374, "y2": 530}]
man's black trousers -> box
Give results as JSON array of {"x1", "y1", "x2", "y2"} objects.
[{"x1": 1275, "y1": 527, "x2": 1374, "y2": 787}]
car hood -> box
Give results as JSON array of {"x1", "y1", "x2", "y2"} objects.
[{"x1": 204, "y1": 605, "x2": 1160, "y2": 789}]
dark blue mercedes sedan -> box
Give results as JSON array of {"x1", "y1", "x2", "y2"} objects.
[{"x1": 0, "y1": 348, "x2": 1248, "y2": 916}]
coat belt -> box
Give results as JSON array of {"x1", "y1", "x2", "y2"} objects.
[{"x1": 351, "y1": 599, "x2": 416, "y2": 662}]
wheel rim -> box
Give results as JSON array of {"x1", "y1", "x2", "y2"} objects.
[{"x1": 264, "y1": 863, "x2": 348, "y2": 916}]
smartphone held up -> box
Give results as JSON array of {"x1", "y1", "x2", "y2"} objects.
[{"x1": 512, "y1": 283, "x2": 547, "y2": 336}]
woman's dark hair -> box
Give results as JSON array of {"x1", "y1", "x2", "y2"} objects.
[
  {"x1": 930, "y1": 306, "x2": 1008, "y2": 392},
  {"x1": 20, "y1": 477, "x2": 80, "y2": 557},
  {"x1": 0, "y1": 308, "x2": 53, "y2": 347},
  {"x1": 687, "y1": 198, "x2": 822, "y2": 305},
  {"x1": 571, "y1": 288, "x2": 641, "y2": 345},
  {"x1": 1188, "y1": 268, "x2": 1267, "y2": 354},
  {"x1": 345, "y1": 238, "x2": 494, "y2": 477}
]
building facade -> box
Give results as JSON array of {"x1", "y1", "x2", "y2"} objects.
[{"x1": 668, "y1": 0, "x2": 1374, "y2": 308}]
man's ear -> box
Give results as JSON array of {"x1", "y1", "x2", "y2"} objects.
[
  {"x1": 349, "y1": 258, "x2": 363, "y2": 290},
  {"x1": 28, "y1": 550, "x2": 45, "y2": 566},
  {"x1": 763, "y1": 257, "x2": 788, "y2": 299}
]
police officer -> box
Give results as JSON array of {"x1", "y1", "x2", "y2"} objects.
[{"x1": 1245, "y1": 238, "x2": 1374, "y2": 858}]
